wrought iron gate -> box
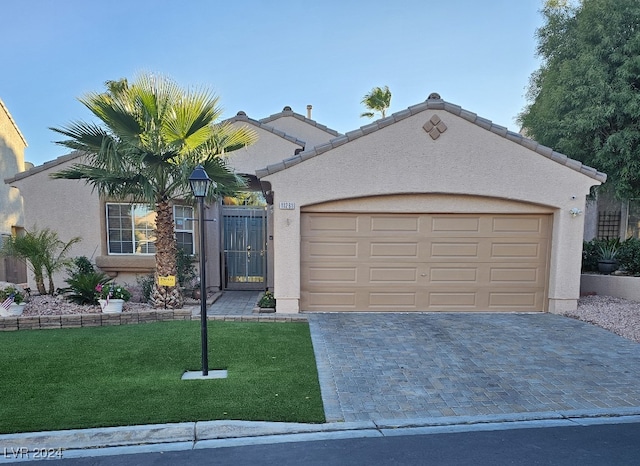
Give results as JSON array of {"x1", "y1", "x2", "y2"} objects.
[{"x1": 222, "y1": 206, "x2": 267, "y2": 290}]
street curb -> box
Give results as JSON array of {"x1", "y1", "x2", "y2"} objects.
[{"x1": 2, "y1": 408, "x2": 640, "y2": 453}]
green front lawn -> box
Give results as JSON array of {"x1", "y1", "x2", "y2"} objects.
[{"x1": 0, "y1": 321, "x2": 325, "y2": 434}]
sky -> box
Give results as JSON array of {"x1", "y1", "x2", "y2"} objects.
[{"x1": 2, "y1": 0, "x2": 545, "y2": 167}]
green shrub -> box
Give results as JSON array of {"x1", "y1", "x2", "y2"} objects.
[
  {"x1": 176, "y1": 247, "x2": 197, "y2": 288},
  {"x1": 582, "y1": 240, "x2": 600, "y2": 272},
  {"x1": 0, "y1": 286, "x2": 25, "y2": 304},
  {"x1": 618, "y1": 238, "x2": 640, "y2": 276},
  {"x1": 137, "y1": 274, "x2": 155, "y2": 303}
]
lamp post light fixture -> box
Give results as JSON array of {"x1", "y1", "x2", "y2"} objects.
[{"x1": 189, "y1": 164, "x2": 215, "y2": 376}]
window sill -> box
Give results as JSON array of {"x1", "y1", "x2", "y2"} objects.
[{"x1": 96, "y1": 255, "x2": 155, "y2": 277}]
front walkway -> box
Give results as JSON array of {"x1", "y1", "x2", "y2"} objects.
[
  {"x1": 308, "y1": 312, "x2": 640, "y2": 423},
  {"x1": 206, "y1": 291, "x2": 262, "y2": 315}
]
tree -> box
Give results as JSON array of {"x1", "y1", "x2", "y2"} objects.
[
  {"x1": 0, "y1": 227, "x2": 80, "y2": 295},
  {"x1": 518, "y1": 0, "x2": 640, "y2": 199},
  {"x1": 360, "y1": 86, "x2": 392, "y2": 119},
  {"x1": 50, "y1": 73, "x2": 256, "y2": 309}
]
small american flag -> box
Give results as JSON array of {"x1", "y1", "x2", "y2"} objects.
[{"x1": 1, "y1": 293, "x2": 15, "y2": 310}]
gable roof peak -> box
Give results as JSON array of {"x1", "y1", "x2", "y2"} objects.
[{"x1": 256, "y1": 95, "x2": 607, "y2": 184}]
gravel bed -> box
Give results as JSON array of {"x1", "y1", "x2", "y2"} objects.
[
  {"x1": 22, "y1": 295, "x2": 157, "y2": 316},
  {"x1": 565, "y1": 295, "x2": 640, "y2": 344},
  {"x1": 16, "y1": 294, "x2": 640, "y2": 344}
]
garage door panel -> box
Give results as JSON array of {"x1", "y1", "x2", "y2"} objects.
[
  {"x1": 306, "y1": 266, "x2": 358, "y2": 284},
  {"x1": 370, "y1": 242, "x2": 419, "y2": 258},
  {"x1": 369, "y1": 267, "x2": 418, "y2": 283},
  {"x1": 305, "y1": 215, "x2": 359, "y2": 233},
  {"x1": 304, "y1": 291, "x2": 357, "y2": 308},
  {"x1": 371, "y1": 216, "x2": 419, "y2": 232},
  {"x1": 488, "y1": 291, "x2": 540, "y2": 308},
  {"x1": 491, "y1": 242, "x2": 542, "y2": 259},
  {"x1": 430, "y1": 241, "x2": 480, "y2": 258},
  {"x1": 428, "y1": 292, "x2": 478, "y2": 308},
  {"x1": 369, "y1": 292, "x2": 417, "y2": 307},
  {"x1": 490, "y1": 267, "x2": 541, "y2": 285},
  {"x1": 429, "y1": 267, "x2": 478, "y2": 283},
  {"x1": 301, "y1": 213, "x2": 550, "y2": 312},
  {"x1": 431, "y1": 216, "x2": 480, "y2": 232},
  {"x1": 492, "y1": 216, "x2": 548, "y2": 234},
  {"x1": 304, "y1": 240, "x2": 358, "y2": 258}
]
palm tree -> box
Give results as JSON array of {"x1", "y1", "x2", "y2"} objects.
[
  {"x1": 50, "y1": 73, "x2": 256, "y2": 309},
  {"x1": 360, "y1": 85, "x2": 392, "y2": 119},
  {"x1": 1, "y1": 227, "x2": 80, "y2": 295}
]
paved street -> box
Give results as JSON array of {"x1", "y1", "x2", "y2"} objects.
[{"x1": 308, "y1": 312, "x2": 640, "y2": 422}]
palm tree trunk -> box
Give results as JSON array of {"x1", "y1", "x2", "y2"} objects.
[{"x1": 151, "y1": 200, "x2": 184, "y2": 309}]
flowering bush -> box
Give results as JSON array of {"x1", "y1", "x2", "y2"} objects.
[
  {"x1": 95, "y1": 283, "x2": 132, "y2": 302},
  {"x1": 257, "y1": 290, "x2": 276, "y2": 308}
]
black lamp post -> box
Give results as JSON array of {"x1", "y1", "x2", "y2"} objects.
[{"x1": 189, "y1": 164, "x2": 214, "y2": 376}]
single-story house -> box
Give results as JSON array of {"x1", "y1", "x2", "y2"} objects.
[{"x1": 6, "y1": 94, "x2": 605, "y2": 314}]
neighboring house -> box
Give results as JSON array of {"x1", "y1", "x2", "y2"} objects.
[
  {"x1": 0, "y1": 99, "x2": 27, "y2": 284},
  {"x1": 5, "y1": 106, "x2": 340, "y2": 294},
  {"x1": 257, "y1": 93, "x2": 605, "y2": 314}
]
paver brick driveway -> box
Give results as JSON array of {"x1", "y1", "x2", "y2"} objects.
[{"x1": 307, "y1": 313, "x2": 640, "y2": 422}]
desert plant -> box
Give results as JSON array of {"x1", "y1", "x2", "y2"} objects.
[
  {"x1": 596, "y1": 239, "x2": 620, "y2": 261},
  {"x1": 0, "y1": 227, "x2": 80, "y2": 295},
  {"x1": 64, "y1": 272, "x2": 112, "y2": 305}
]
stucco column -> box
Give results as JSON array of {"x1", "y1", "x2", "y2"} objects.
[
  {"x1": 272, "y1": 206, "x2": 301, "y2": 313},
  {"x1": 547, "y1": 207, "x2": 586, "y2": 313}
]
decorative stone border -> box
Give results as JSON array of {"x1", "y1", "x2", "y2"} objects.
[{"x1": 0, "y1": 308, "x2": 307, "y2": 332}]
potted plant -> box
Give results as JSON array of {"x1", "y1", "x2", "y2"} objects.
[
  {"x1": 0, "y1": 285, "x2": 27, "y2": 317},
  {"x1": 596, "y1": 240, "x2": 619, "y2": 275},
  {"x1": 95, "y1": 283, "x2": 132, "y2": 313},
  {"x1": 257, "y1": 290, "x2": 276, "y2": 313}
]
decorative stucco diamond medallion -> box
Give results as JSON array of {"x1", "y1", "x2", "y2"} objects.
[{"x1": 423, "y1": 114, "x2": 448, "y2": 140}]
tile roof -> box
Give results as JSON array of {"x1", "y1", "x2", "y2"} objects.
[
  {"x1": 224, "y1": 112, "x2": 306, "y2": 148},
  {"x1": 255, "y1": 95, "x2": 607, "y2": 184},
  {"x1": 5, "y1": 151, "x2": 83, "y2": 184},
  {"x1": 259, "y1": 106, "x2": 342, "y2": 137}
]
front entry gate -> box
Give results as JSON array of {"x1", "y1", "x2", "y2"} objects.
[{"x1": 222, "y1": 206, "x2": 267, "y2": 290}]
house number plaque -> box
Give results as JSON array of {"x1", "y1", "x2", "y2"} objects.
[{"x1": 279, "y1": 202, "x2": 295, "y2": 210}]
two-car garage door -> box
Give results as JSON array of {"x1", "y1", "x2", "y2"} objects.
[{"x1": 300, "y1": 213, "x2": 551, "y2": 312}]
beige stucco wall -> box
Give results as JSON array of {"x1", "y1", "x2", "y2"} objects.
[
  {"x1": 8, "y1": 154, "x2": 102, "y2": 291},
  {"x1": 263, "y1": 109, "x2": 601, "y2": 313},
  {"x1": 0, "y1": 100, "x2": 27, "y2": 237},
  {"x1": 262, "y1": 116, "x2": 337, "y2": 149}
]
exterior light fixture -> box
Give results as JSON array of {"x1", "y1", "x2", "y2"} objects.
[
  {"x1": 188, "y1": 164, "x2": 215, "y2": 376},
  {"x1": 569, "y1": 207, "x2": 583, "y2": 218}
]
